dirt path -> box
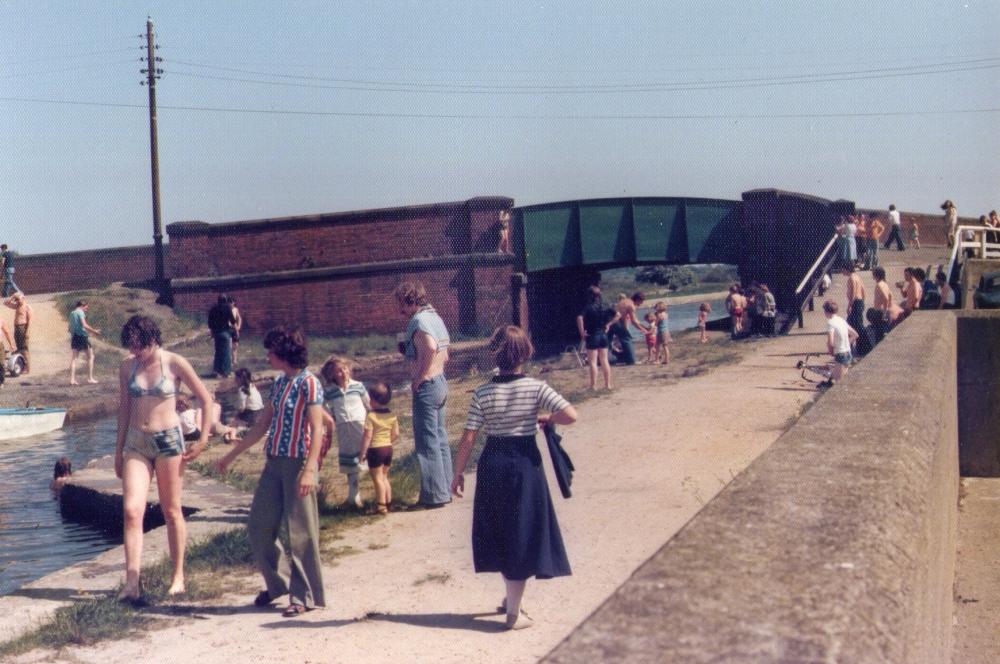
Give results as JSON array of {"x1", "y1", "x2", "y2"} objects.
[{"x1": 2, "y1": 294, "x2": 73, "y2": 378}]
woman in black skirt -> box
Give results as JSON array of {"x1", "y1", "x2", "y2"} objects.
[{"x1": 451, "y1": 325, "x2": 578, "y2": 630}]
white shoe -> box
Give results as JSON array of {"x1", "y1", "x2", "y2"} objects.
[{"x1": 505, "y1": 608, "x2": 533, "y2": 630}]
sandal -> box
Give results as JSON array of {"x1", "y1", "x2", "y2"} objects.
[
  {"x1": 253, "y1": 590, "x2": 275, "y2": 607},
  {"x1": 282, "y1": 603, "x2": 307, "y2": 617},
  {"x1": 376, "y1": 502, "x2": 388, "y2": 515}
]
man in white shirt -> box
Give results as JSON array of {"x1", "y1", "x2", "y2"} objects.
[
  {"x1": 883, "y1": 204, "x2": 905, "y2": 251},
  {"x1": 822, "y1": 300, "x2": 858, "y2": 387}
]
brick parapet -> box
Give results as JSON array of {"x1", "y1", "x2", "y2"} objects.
[
  {"x1": 166, "y1": 197, "x2": 513, "y2": 278},
  {"x1": 12, "y1": 245, "x2": 161, "y2": 294}
]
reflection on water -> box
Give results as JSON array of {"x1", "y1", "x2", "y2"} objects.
[{"x1": 0, "y1": 417, "x2": 120, "y2": 596}]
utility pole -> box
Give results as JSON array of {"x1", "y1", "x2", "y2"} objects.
[{"x1": 142, "y1": 17, "x2": 168, "y2": 303}]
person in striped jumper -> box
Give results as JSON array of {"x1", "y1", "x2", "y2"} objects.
[
  {"x1": 214, "y1": 326, "x2": 326, "y2": 617},
  {"x1": 451, "y1": 325, "x2": 578, "y2": 631},
  {"x1": 320, "y1": 356, "x2": 371, "y2": 509}
]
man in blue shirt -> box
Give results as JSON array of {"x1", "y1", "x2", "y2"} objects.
[
  {"x1": 0, "y1": 244, "x2": 18, "y2": 297},
  {"x1": 68, "y1": 300, "x2": 101, "y2": 384}
]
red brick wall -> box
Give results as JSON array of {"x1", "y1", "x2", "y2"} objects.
[
  {"x1": 167, "y1": 197, "x2": 512, "y2": 279},
  {"x1": 166, "y1": 197, "x2": 514, "y2": 337},
  {"x1": 171, "y1": 262, "x2": 514, "y2": 337},
  {"x1": 14, "y1": 245, "x2": 161, "y2": 294}
]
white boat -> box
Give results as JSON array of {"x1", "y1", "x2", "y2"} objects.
[{"x1": 0, "y1": 407, "x2": 67, "y2": 440}]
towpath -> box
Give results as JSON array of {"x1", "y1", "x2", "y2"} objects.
[{"x1": 5, "y1": 248, "x2": 994, "y2": 663}]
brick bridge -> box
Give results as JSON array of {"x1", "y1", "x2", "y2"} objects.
[{"x1": 11, "y1": 190, "x2": 961, "y2": 345}]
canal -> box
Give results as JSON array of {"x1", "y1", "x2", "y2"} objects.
[{"x1": 0, "y1": 417, "x2": 119, "y2": 596}]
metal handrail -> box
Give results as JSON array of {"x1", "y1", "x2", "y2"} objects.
[
  {"x1": 795, "y1": 233, "x2": 839, "y2": 295},
  {"x1": 945, "y1": 225, "x2": 1000, "y2": 284}
]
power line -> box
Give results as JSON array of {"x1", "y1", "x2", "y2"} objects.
[
  {"x1": 162, "y1": 42, "x2": 1000, "y2": 74},
  {"x1": 1, "y1": 95, "x2": 998, "y2": 120},
  {"x1": 165, "y1": 55, "x2": 1000, "y2": 88},
  {"x1": 0, "y1": 46, "x2": 141, "y2": 67},
  {"x1": 0, "y1": 59, "x2": 140, "y2": 80},
  {"x1": 161, "y1": 58, "x2": 1000, "y2": 94}
]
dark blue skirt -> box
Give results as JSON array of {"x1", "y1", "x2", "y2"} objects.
[{"x1": 472, "y1": 435, "x2": 571, "y2": 581}]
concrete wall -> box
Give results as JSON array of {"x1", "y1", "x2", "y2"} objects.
[
  {"x1": 545, "y1": 312, "x2": 959, "y2": 663},
  {"x1": 956, "y1": 312, "x2": 1000, "y2": 476}
]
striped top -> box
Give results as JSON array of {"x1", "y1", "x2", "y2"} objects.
[
  {"x1": 323, "y1": 379, "x2": 370, "y2": 424},
  {"x1": 264, "y1": 370, "x2": 324, "y2": 458},
  {"x1": 465, "y1": 374, "x2": 570, "y2": 437}
]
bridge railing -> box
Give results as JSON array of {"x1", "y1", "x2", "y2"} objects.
[
  {"x1": 778, "y1": 232, "x2": 840, "y2": 334},
  {"x1": 945, "y1": 224, "x2": 1000, "y2": 285}
]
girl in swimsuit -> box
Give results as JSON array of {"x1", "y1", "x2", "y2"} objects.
[
  {"x1": 641, "y1": 311, "x2": 658, "y2": 363},
  {"x1": 115, "y1": 315, "x2": 213, "y2": 603},
  {"x1": 698, "y1": 302, "x2": 711, "y2": 344},
  {"x1": 654, "y1": 301, "x2": 672, "y2": 365}
]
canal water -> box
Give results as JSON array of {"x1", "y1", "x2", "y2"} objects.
[{"x1": 0, "y1": 417, "x2": 119, "y2": 596}]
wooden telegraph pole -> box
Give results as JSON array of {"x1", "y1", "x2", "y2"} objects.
[{"x1": 142, "y1": 17, "x2": 168, "y2": 303}]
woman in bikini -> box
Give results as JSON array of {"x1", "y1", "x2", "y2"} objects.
[{"x1": 115, "y1": 316, "x2": 213, "y2": 603}]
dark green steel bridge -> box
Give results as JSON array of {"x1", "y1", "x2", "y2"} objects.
[{"x1": 511, "y1": 190, "x2": 852, "y2": 346}]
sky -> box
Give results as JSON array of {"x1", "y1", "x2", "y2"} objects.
[{"x1": 2, "y1": 0, "x2": 999, "y2": 255}]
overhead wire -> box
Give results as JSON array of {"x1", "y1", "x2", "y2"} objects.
[
  {"x1": 0, "y1": 59, "x2": 142, "y2": 80},
  {"x1": 1, "y1": 95, "x2": 998, "y2": 120},
  {"x1": 160, "y1": 56, "x2": 1000, "y2": 92},
  {"x1": 0, "y1": 46, "x2": 142, "y2": 67}
]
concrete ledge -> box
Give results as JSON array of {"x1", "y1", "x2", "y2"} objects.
[
  {"x1": 169, "y1": 252, "x2": 513, "y2": 292},
  {"x1": 0, "y1": 457, "x2": 252, "y2": 642},
  {"x1": 544, "y1": 313, "x2": 958, "y2": 663}
]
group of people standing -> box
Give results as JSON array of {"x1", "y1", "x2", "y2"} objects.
[
  {"x1": 574, "y1": 285, "x2": 717, "y2": 391},
  {"x1": 944, "y1": 200, "x2": 1000, "y2": 251},
  {"x1": 725, "y1": 283, "x2": 776, "y2": 339},
  {"x1": 818, "y1": 257, "x2": 954, "y2": 389},
  {"x1": 112, "y1": 280, "x2": 574, "y2": 631}
]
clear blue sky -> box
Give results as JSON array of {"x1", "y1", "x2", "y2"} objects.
[{"x1": 3, "y1": 0, "x2": 998, "y2": 254}]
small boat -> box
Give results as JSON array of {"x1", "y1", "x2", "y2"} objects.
[{"x1": 0, "y1": 407, "x2": 67, "y2": 440}]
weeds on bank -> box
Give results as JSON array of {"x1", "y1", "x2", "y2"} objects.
[{"x1": 0, "y1": 595, "x2": 154, "y2": 658}]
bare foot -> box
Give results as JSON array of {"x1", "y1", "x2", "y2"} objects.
[
  {"x1": 167, "y1": 582, "x2": 186, "y2": 596},
  {"x1": 87, "y1": 378, "x2": 98, "y2": 384},
  {"x1": 70, "y1": 380, "x2": 79, "y2": 386},
  {"x1": 117, "y1": 585, "x2": 141, "y2": 601}
]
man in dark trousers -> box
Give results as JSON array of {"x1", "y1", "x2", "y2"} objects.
[
  {"x1": 883, "y1": 204, "x2": 905, "y2": 251},
  {"x1": 207, "y1": 294, "x2": 236, "y2": 378}
]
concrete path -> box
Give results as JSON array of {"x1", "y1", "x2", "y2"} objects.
[{"x1": 953, "y1": 477, "x2": 1000, "y2": 662}]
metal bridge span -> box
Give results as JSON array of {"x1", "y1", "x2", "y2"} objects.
[{"x1": 511, "y1": 191, "x2": 851, "y2": 346}]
